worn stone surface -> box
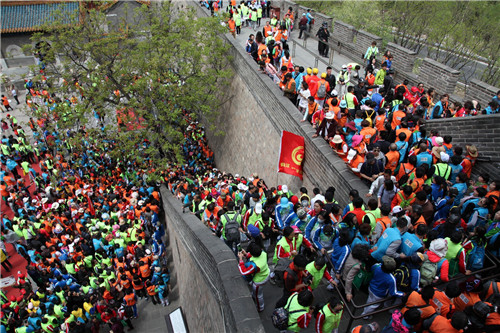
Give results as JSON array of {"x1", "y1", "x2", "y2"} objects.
[
  {"x1": 466, "y1": 79, "x2": 498, "y2": 109},
  {"x1": 160, "y1": 187, "x2": 265, "y2": 333}
]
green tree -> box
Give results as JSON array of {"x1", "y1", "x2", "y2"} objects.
[{"x1": 26, "y1": 2, "x2": 232, "y2": 177}]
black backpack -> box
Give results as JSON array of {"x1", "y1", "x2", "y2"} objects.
[{"x1": 224, "y1": 213, "x2": 241, "y2": 242}]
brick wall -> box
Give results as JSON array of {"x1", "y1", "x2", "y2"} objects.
[
  {"x1": 418, "y1": 58, "x2": 460, "y2": 96},
  {"x1": 333, "y1": 20, "x2": 355, "y2": 44},
  {"x1": 426, "y1": 115, "x2": 500, "y2": 179},
  {"x1": 355, "y1": 30, "x2": 382, "y2": 59},
  {"x1": 160, "y1": 188, "x2": 265, "y2": 333},
  {"x1": 386, "y1": 42, "x2": 417, "y2": 74},
  {"x1": 466, "y1": 79, "x2": 498, "y2": 109}
]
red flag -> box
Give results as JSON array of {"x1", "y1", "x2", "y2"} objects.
[
  {"x1": 278, "y1": 131, "x2": 305, "y2": 180},
  {"x1": 86, "y1": 195, "x2": 95, "y2": 217}
]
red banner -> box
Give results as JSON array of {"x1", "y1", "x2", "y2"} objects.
[{"x1": 278, "y1": 131, "x2": 305, "y2": 180}]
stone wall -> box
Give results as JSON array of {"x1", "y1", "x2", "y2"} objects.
[
  {"x1": 419, "y1": 58, "x2": 460, "y2": 96},
  {"x1": 160, "y1": 187, "x2": 265, "y2": 333},
  {"x1": 386, "y1": 42, "x2": 417, "y2": 74},
  {"x1": 466, "y1": 79, "x2": 498, "y2": 109},
  {"x1": 333, "y1": 20, "x2": 355, "y2": 44},
  {"x1": 355, "y1": 30, "x2": 382, "y2": 58},
  {"x1": 426, "y1": 114, "x2": 500, "y2": 179}
]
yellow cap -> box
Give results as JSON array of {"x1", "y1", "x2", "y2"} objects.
[
  {"x1": 321, "y1": 73, "x2": 327, "y2": 79},
  {"x1": 306, "y1": 68, "x2": 312, "y2": 74},
  {"x1": 313, "y1": 68, "x2": 319, "y2": 74}
]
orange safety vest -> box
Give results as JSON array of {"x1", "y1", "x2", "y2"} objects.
[
  {"x1": 285, "y1": 78, "x2": 296, "y2": 94},
  {"x1": 453, "y1": 291, "x2": 481, "y2": 312},
  {"x1": 124, "y1": 293, "x2": 136, "y2": 306},
  {"x1": 132, "y1": 280, "x2": 144, "y2": 290},
  {"x1": 139, "y1": 264, "x2": 151, "y2": 278},
  {"x1": 385, "y1": 150, "x2": 400, "y2": 172},
  {"x1": 376, "y1": 216, "x2": 392, "y2": 234},
  {"x1": 359, "y1": 127, "x2": 376, "y2": 144},
  {"x1": 146, "y1": 285, "x2": 157, "y2": 296}
]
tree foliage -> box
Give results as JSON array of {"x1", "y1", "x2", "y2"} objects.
[
  {"x1": 300, "y1": 1, "x2": 499, "y2": 85},
  {"x1": 26, "y1": 2, "x2": 232, "y2": 176}
]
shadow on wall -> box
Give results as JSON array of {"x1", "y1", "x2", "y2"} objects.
[{"x1": 160, "y1": 186, "x2": 265, "y2": 333}]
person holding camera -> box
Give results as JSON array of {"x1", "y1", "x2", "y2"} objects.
[
  {"x1": 238, "y1": 242, "x2": 270, "y2": 312},
  {"x1": 275, "y1": 254, "x2": 312, "y2": 309}
]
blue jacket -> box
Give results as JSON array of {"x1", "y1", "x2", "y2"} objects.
[
  {"x1": 369, "y1": 263, "x2": 404, "y2": 298},
  {"x1": 431, "y1": 101, "x2": 444, "y2": 119},
  {"x1": 275, "y1": 202, "x2": 294, "y2": 229},
  {"x1": 304, "y1": 216, "x2": 320, "y2": 241},
  {"x1": 400, "y1": 233, "x2": 423, "y2": 256},
  {"x1": 431, "y1": 183, "x2": 444, "y2": 202},
  {"x1": 416, "y1": 152, "x2": 433, "y2": 168},
  {"x1": 371, "y1": 227, "x2": 402, "y2": 262},
  {"x1": 351, "y1": 232, "x2": 370, "y2": 249},
  {"x1": 312, "y1": 225, "x2": 337, "y2": 251},
  {"x1": 330, "y1": 238, "x2": 350, "y2": 274}
]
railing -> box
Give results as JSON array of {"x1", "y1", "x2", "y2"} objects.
[{"x1": 330, "y1": 251, "x2": 499, "y2": 332}]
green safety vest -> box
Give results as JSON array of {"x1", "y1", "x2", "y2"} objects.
[
  {"x1": 305, "y1": 261, "x2": 327, "y2": 290},
  {"x1": 270, "y1": 17, "x2": 277, "y2": 26},
  {"x1": 273, "y1": 236, "x2": 291, "y2": 264},
  {"x1": 234, "y1": 13, "x2": 241, "y2": 26},
  {"x1": 319, "y1": 304, "x2": 343, "y2": 332},
  {"x1": 364, "y1": 209, "x2": 380, "y2": 231},
  {"x1": 445, "y1": 237, "x2": 463, "y2": 260},
  {"x1": 285, "y1": 293, "x2": 309, "y2": 332},
  {"x1": 345, "y1": 93, "x2": 356, "y2": 109},
  {"x1": 251, "y1": 10, "x2": 257, "y2": 22},
  {"x1": 251, "y1": 252, "x2": 270, "y2": 283},
  {"x1": 220, "y1": 211, "x2": 240, "y2": 240},
  {"x1": 257, "y1": 8, "x2": 262, "y2": 18},
  {"x1": 434, "y1": 163, "x2": 451, "y2": 180},
  {"x1": 65, "y1": 263, "x2": 76, "y2": 275}
]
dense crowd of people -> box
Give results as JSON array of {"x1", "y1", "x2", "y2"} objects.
[
  {"x1": 2, "y1": 2, "x2": 500, "y2": 333},
  {"x1": 1, "y1": 80, "x2": 171, "y2": 332},
  {"x1": 167, "y1": 3, "x2": 500, "y2": 332}
]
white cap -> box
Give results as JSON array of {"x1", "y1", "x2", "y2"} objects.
[
  {"x1": 342, "y1": 64, "x2": 347, "y2": 69},
  {"x1": 282, "y1": 185, "x2": 288, "y2": 193},
  {"x1": 331, "y1": 89, "x2": 338, "y2": 97},
  {"x1": 392, "y1": 205, "x2": 403, "y2": 214},
  {"x1": 440, "y1": 152, "x2": 450, "y2": 163}
]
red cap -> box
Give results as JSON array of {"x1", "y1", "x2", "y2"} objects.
[{"x1": 290, "y1": 195, "x2": 299, "y2": 205}]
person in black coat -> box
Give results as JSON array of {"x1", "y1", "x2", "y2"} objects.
[
  {"x1": 313, "y1": 112, "x2": 337, "y2": 142},
  {"x1": 316, "y1": 23, "x2": 330, "y2": 57}
]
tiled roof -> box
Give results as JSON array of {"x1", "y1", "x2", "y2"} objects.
[{"x1": 1, "y1": 1, "x2": 80, "y2": 34}]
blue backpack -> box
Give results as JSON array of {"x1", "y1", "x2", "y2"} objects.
[{"x1": 467, "y1": 240, "x2": 485, "y2": 271}]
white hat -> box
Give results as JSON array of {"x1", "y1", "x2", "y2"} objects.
[
  {"x1": 282, "y1": 185, "x2": 288, "y2": 193},
  {"x1": 32, "y1": 199, "x2": 37, "y2": 203},
  {"x1": 392, "y1": 205, "x2": 403, "y2": 214},
  {"x1": 325, "y1": 112, "x2": 335, "y2": 120},
  {"x1": 138, "y1": 200, "x2": 144, "y2": 206},
  {"x1": 78, "y1": 208, "x2": 84, "y2": 213},
  {"x1": 145, "y1": 249, "x2": 151, "y2": 255},
  {"x1": 331, "y1": 89, "x2": 338, "y2": 97},
  {"x1": 255, "y1": 203, "x2": 263, "y2": 214},
  {"x1": 435, "y1": 137, "x2": 444, "y2": 146},
  {"x1": 342, "y1": 64, "x2": 347, "y2": 69},
  {"x1": 440, "y1": 152, "x2": 450, "y2": 163},
  {"x1": 248, "y1": 177, "x2": 254, "y2": 182},
  {"x1": 347, "y1": 149, "x2": 357, "y2": 161},
  {"x1": 51, "y1": 202, "x2": 59, "y2": 210},
  {"x1": 332, "y1": 135, "x2": 343, "y2": 144},
  {"x1": 23, "y1": 197, "x2": 29, "y2": 203},
  {"x1": 430, "y1": 238, "x2": 448, "y2": 258}
]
